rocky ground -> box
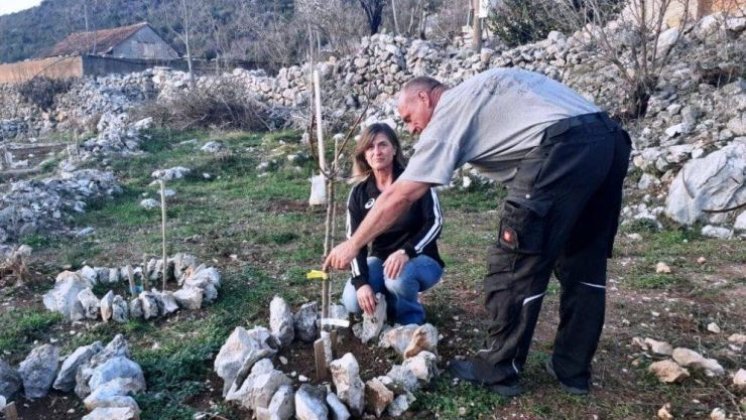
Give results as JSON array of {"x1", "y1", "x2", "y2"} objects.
[{"x1": 0, "y1": 10, "x2": 744, "y2": 420}]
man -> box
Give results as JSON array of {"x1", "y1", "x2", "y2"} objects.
[{"x1": 324, "y1": 68, "x2": 631, "y2": 397}]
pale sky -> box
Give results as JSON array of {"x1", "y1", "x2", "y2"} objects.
[{"x1": 0, "y1": 0, "x2": 43, "y2": 16}]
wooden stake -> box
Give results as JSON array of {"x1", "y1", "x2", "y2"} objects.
[
  {"x1": 160, "y1": 180, "x2": 168, "y2": 291},
  {"x1": 142, "y1": 254, "x2": 149, "y2": 291},
  {"x1": 2, "y1": 402, "x2": 18, "y2": 420},
  {"x1": 313, "y1": 337, "x2": 328, "y2": 382},
  {"x1": 126, "y1": 264, "x2": 136, "y2": 296}
]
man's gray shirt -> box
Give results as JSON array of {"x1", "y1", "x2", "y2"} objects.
[{"x1": 399, "y1": 68, "x2": 600, "y2": 185}]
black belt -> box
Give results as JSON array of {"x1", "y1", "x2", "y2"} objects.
[{"x1": 544, "y1": 112, "x2": 618, "y2": 139}]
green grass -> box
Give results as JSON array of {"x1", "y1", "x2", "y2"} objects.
[
  {"x1": 0, "y1": 309, "x2": 63, "y2": 355},
  {"x1": 10, "y1": 127, "x2": 744, "y2": 419}
]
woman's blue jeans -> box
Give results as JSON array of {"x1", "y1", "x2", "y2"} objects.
[{"x1": 341, "y1": 255, "x2": 443, "y2": 325}]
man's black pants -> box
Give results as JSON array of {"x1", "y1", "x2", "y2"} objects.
[{"x1": 476, "y1": 113, "x2": 631, "y2": 388}]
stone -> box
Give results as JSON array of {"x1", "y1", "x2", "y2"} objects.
[
  {"x1": 82, "y1": 406, "x2": 140, "y2": 420},
  {"x1": 706, "y1": 322, "x2": 720, "y2": 334},
  {"x1": 294, "y1": 384, "x2": 329, "y2": 420},
  {"x1": 403, "y1": 324, "x2": 438, "y2": 358},
  {"x1": 354, "y1": 293, "x2": 386, "y2": 344},
  {"x1": 649, "y1": 360, "x2": 689, "y2": 383},
  {"x1": 402, "y1": 351, "x2": 438, "y2": 382},
  {"x1": 231, "y1": 367, "x2": 292, "y2": 412},
  {"x1": 139, "y1": 291, "x2": 159, "y2": 320},
  {"x1": 172, "y1": 287, "x2": 203, "y2": 309},
  {"x1": 78, "y1": 288, "x2": 101, "y2": 319},
  {"x1": 701, "y1": 225, "x2": 732, "y2": 239},
  {"x1": 326, "y1": 392, "x2": 351, "y2": 420},
  {"x1": 735, "y1": 211, "x2": 746, "y2": 231},
  {"x1": 386, "y1": 365, "x2": 420, "y2": 393},
  {"x1": 18, "y1": 344, "x2": 59, "y2": 399},
  {"x1": 128, "y1": 298, "x2": 143, "y2": 319},
  {"x1": 88, "y1": 357, "x2": 146, "y2": 392},
  {"x1": 672, "y1": 348, "x2": 724, "y2": 376},
  {"x1": 111, "y1": 295, "x2": 129, "y2": 323},
  {"x1": 727, "y1": 114, "x2": 746, "y2": 136},
  {"x1": 201, "y1": 141, "x2": 225, "y2": 153},
  {"x1": 387, "y1": 393, "x2": 413, "y2": 417},
  {"x1": 365, "y1": 377, "x2": 394, "y2": 417},
  {"x1": 270, "y1": 296, "x2": 295, "y2": 347},
  {"x1": 379, "y1": 324, "x2": 418, "y2": 355},
  {"x1": 733, "y1": 368, "x2": 746, "y2": 389},
  {"x1": 0, "y1": 359, "x2": 21, "y2": 398},
  {"x1": 329, "y1": 353, "x2": 365, "y2": 416},
  {"x1": 152, "y1": 290, "x2": 179, "y2": 315},
  {"x1": 644, "y1": 338, "x2": 673, "y2": 356},
  {"x1": 263, "y1": 385, "x2": 294, "y2": 420},
  {"x1": 657, "y1": 403, "x2": 673, "y2": 420},
  {"x1": 42, "y1": 271, "x2": 91, "y2": 320},
  {"x1": 655, "y1": 262, "x2": 671, "y2": 274},
  {"x1": 100, "y1": 290, "x2": 114, "y2": 322},
  {"x1": 294, "y1": 301, "x2": 318, "y2": 343},
  {"x1": 214, "y1": 326, "x2": 279, "y2": 396},
  {"x1": 83, "y1": 378, "x2": 142, "y2": 411},
  {"x1": 53, "y1": 342, "x2": 102, "y2": 392},
  {"x1": 139, "y1": 198, "x2": 159, "y2": 210},
  {"x1": 665, "y1": 144, "x2": 746, "y2": 225},
  {"x1": 710, "y1": 408, "x2": 726, "y2": 420}
]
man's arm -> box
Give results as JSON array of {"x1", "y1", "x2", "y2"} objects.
[{"x1": 324, "y1": 180, "x2": 432, "y2": 270}]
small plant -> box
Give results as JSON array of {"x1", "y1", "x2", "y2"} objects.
[{"x1": 17, "y1": 76, "x2": 73, "y2": 111}]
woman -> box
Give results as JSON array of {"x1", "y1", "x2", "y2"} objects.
[{"x1": 341, "y1": 123, "x2": 444, "y2": 325}]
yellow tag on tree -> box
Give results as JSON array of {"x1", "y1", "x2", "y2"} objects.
[{"x1": 306, "y1": 270, "x2": 328, "y2": 280}]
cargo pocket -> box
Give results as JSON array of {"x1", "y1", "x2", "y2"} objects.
[
  {"x1": 498, "y1": 196, "x2": 551, "y2": 254},
  {"x1": 486, "y1": 244, "x2": 515, "y2": 275}
]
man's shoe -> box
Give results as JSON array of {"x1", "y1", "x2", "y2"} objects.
[
  {"x1": 447, "y1": 359, "x2": 491, "y2": 384},
  {"x1": 488, "y1": 379, "x2": 523, "y2": 397},
  {"x1": 545, "y1": 359, "x2": 589, "y2": 395}
]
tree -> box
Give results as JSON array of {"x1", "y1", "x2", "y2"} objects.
[
  {"x1": 359, "y1": 0, "x2": 386, "y2": 34},
  {"x1": 553, "y1": 0, "x2": 690, "y2": 120}
]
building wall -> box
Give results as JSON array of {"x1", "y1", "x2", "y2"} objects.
[
  {"x1": 110, "y1": 27, "x2": 179, "y2": 60},
  {"x1": 0, "y1": 56, "x2": 83, "y2": 85}
]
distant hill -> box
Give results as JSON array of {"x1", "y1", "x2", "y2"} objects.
[{"x1": 0, "y1": 0, "x2": 294, "y2": 65}]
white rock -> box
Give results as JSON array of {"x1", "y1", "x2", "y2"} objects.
[
  {"x1": 326, "y1": 392, "x2": 351, "y2": 420},
  {"x1": 139, "y1": 198, "x2": 159, "y2": 210},
  {"x1": 644, "y1": 338, "x2": 673, "y2": 356},
  {"x1": 672, "y1": 348, "x2": 724, "y2": 376},
  {"x1": 655, "y1": 262, "x2": 671, "y2": 274},
  {"x1": 18, "y1": 344, "x2": 60, "y2": 399},
  {"x1": 53, "y1": 342, "x2": 102, "y2": 392},
  {"x1": 329, "y1": 353, "x2": 365, "y2": 417},
  {"x1": 701, "y1": 225, "x2": 732, "y2": 239},
  {"x1": 172, "y1": 287, "x2": 203, "y2": 310},
  {"x1": 732, "y1": 368, "x2": 746, "y2": 389},
  {"x1": 214, "y1": 326, "x2": 279, "y2": 396},
  {"x1": 365, "y1": 377, "x2": 394, "y2": 417},
  {"x1": 710, "y1": 407, "x2": 726, "y2": 420},
  {"x1": 78, "y1": 288, "x2": 101, "y2": 319},
  {"x1": 294, "y1": 384, "x2": 328, "y2": 420},
  {"x1": 354, "y1": 293, "x2": 386, "y2": 344},
  {"x1": 269, "y1": 296, "x2": 295, "y2": 347},
  {"x1": 82, "y1": 406, "x2": 140, "y2": 420},
  {"x1": 649, "y1": 360, "x2": 689, "y2": 383},
  {"x1": 706, "y1": 322, "x2": 720, "y2": 334},
  {"x1": 657, "y1": 403, "x2": 673, "y2": 420},
  {"x1": 294, "y1": 302, "x2": 318, "y2": 343},
  {"x1": 100, "y1": 290, "x2": 114, "y2": 323}
]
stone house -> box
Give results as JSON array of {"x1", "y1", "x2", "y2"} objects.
[{"x1": 43, "y1": 22, "x2": 178, "y2": 60}]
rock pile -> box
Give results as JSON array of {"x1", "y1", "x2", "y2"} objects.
[
  {"x1": 214, "y1": 295, "x2": 440, "y2": 418},
  {"x1": 0, "y1": 335, "x2": 144, "y2": 420},
  {"x1": 42, "y1": 253, "x2": 220, "y2": 322},
  {"x1": 0, "y1": 169, "x2": 121, "y2": 244},
  {"x1": 1, "y1": 14, "x2": 745, "y2": 233}
]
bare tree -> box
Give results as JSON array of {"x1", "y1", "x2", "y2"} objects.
[
  {"x1": 554, "y1": 0, "x2": 691, "y2": 121},
  {"x1": 359, "y1": 0, "x2": 387, "y2": 34}
]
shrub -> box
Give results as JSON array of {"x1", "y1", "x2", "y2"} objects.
[
  {"x1": 17, "y1": 76, "x2": 72, "y2": 111},
  {"x1": 140, "y1": 79, "x2": 277, "y2": 132}
]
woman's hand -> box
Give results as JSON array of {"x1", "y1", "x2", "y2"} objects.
[
  {"x1": 383, "y1": 250, "x2": 409, "y2": 280},
  {"x1": 356, "y1": 285, "x2": 377, "y2": 315}
]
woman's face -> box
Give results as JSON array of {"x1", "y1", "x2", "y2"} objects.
[{"x1": 365, "y1": 133, "x2": 396, "y2": 172}]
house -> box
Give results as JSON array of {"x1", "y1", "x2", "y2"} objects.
[
  {"x1": 43, "y1": 22, "x2": 178, "y2": 60},
  {"x1": 0, "y1": 22, "x2": 179, "y2": 84}
]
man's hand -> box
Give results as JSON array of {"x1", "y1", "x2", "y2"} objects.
[
  {"x1": 383, "y1": 250, "x2": 409, "y2": 280},
  {"x1": 356, "y1": 284, "x2": 377, "y2": 315},
  {"x1": 323, "y1": 240, "x2": 358, "y2": 271}
]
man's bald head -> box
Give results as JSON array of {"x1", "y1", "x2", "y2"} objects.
[{"x1": 397, "y1": 76, "x2": 447, "y2": 134}]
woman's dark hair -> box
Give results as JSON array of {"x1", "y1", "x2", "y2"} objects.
[{"x1": 352, "y1": 123, "x2": 405, "y2": 180}]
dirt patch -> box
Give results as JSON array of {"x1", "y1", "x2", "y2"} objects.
[{"x1": 12, "y1": 391, "x2": 84, "y2": 420}]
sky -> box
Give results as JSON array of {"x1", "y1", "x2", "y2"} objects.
[{"x1": 0, "y1": 0, "x2": 43, "y2": 16}]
